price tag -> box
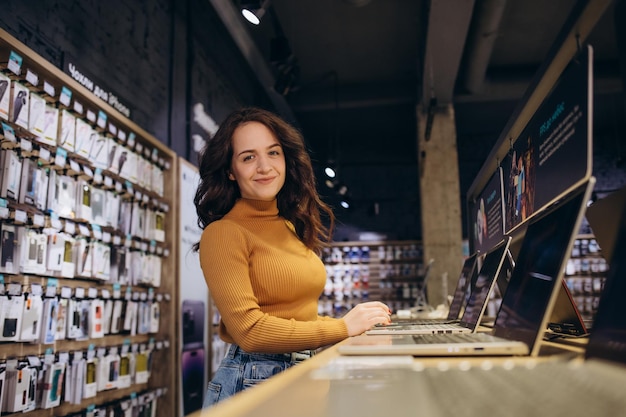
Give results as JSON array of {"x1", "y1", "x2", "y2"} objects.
[
  {"x1": 97, "y1": 110, "x2": 107, "y2": 129},
  {"x1": 101, "y1": 289, "x2": 111, "y2": 299},
  {"x1": 69, "y1": 159, "x2": 81, "y2": 173},
  {"x1": 25, "y1": 69, "x2": 39, "y2": 87},
  {"x1": 75, "y1": 287, "x2": 85, "y2": 299},
  {"x1": 73, "y1": 100, "x2": 84, "y2": 115},
  {"x1": 0, "y1": 198, "x2": 8, "y2": 219},
  {"x1": 127, "y1": 132, "x2": 136, "y2": 147},
  {"x1": 50, "y1": 215, "x2": 62, "y2": 230},
  {"x1": 59, "y1": 86, "x2": 72, "y2": 107},
  {"x1": 55, "y1": 147, "x2": 68, "y2": 168},
  {"x1": 87, "y1": 287, "x2": 98, "y2": 298},
  {"x1": 43, "y1": 81, "x2": 55, "y2": 97},
  {"x1": 38, "y1": 146, "x2": 51, "y2": 162},
  {"x1": 33, "y1": 213, "x2": 45, "y2": 227},
  {"x1": 45, "y1": 278, "x2": 58, "y2": 297},
  {"x1": 78, "y1": 223, "x2": 91, "y2": 236},
  {"x1": 118, "y1": 130, "x2": 127, "y2": 142},
  {"x1": 1, "y1": 123, "x2": 16, "y2": 142},
  {"x1": 94, "y1": 168, "x2": 104, "y2": 184},
  {"x1": 64, "y1": 221, "x2": 76, "y2": 234},
  {"x1": 14, "y1": 210, "x2": 27, "y2": 223},
  {"x1": 60, "y1": 286, "x2": 72, "y2": 298},
  {"x1": 135, "y1": 142, "x2": 143, "y2": 153},
  {"x1": 113, "y1": 235, "x2": 121, "y2": 245},
  {"x1": 7, "y1": 51, "x2": 22, "y2": 75},
  {"x1": 86, "y1": 109, "x2": 96, "y2": 123},
  {"x1": 82, "y1": 165, "x2": 94, "y2": 178},
  {"x1": 108, "y1": 123, "x2": 117, "y2": 136},
  {"x1": 102, "y1": 231, "x2": 111, "y2": 243},
  {"x1": 151, "y1": 148, "x2": 158, "y2": 163},
  {"x1": 91, "y1": 224, "x2": 102, "y2": 240},
  {"x1": 104, "y1": 176, "x2": 113, "y2": 188},
  {"x1": 20, "y1": 138, "x2": 32, "y2": 152}
]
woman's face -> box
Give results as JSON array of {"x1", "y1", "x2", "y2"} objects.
[{"x1": 229, "y1": 121, "x2": 286, "y2": 201}]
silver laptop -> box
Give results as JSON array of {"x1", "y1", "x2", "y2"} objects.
[
  {"x1": 338, "y1": 178, "x2": 594, "y2": 356},
  {"x1": 324, "y1": 178, "x2": 626, "y2": 416},
  {"x1": 367, "y1": 252, "x2": 478, "y2": 331},
  {"x1": 366, "y1": 240, "x2": 508, "y2": 335}
]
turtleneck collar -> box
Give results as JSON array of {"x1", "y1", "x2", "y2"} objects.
[{"x1": 226, "y1": 198, "x2": 279, "y2": 219}]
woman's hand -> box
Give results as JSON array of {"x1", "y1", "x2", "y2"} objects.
[{"x1": 342, "y1": 301, "x2": 392, "y2": 336}]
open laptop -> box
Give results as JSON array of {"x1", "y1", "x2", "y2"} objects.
[
  {"x1": 488, "y1": 249, "x2": 587, "y2": 337},
  {"x1": 585, "y1": 184, "x2": 626, "y2": 263},
  {"x1": 546, "y1": 280, "x2": 589, "y2": 336},
  {"x1": 368, "y1": 252, "x2": 478, "y2": 330},
  {"x1": 321, "y1": 197, "x2": 626, "y2": 415},
  {"x1": 338, "y1": 178, "x2": 594, "y2": 356},
  {"x1": 366, "y1": 239, "x2": 509, "y2": 335}
]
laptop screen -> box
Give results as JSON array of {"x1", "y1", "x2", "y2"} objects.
[
  {"x1": 460, "y1": 239, "x2": 510, "y2": 328},
  {"x1": 585, "y1": 196, "x2": 626, "y2": 364},
  {"x1": 447, "y1": 252, "x2": 478, "y2": 320},
  {"x1": 493, "y1": 181, "x2": 591, "y2": 352}
]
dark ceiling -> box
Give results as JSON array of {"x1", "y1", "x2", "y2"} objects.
[{"x1": 209, "y1": 0, "x2": 624, "y2": 195}]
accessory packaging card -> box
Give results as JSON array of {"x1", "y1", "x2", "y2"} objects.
[
  {"x1": 0, "y1": 72, "x2": 11, "y2": 120},
  {"x1": 10, "y1": 81, "x2": 29, "y2": 129}
]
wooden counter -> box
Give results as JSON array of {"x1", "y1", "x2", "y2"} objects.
[{"x1": 190, "y1": 336, "x2": 585, "y2": 417}]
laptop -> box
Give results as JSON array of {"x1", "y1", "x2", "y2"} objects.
[
  {"x1": 338, "y1": 178, "x2": 594, "y2": 356},
  {"x1": 320, "y1": 204, "x2": 626, "y2": 415},
  {"x1": 585, "y1": 184, "x2": 626, "y2": 263},
  {"x1": 366, "y1": 239, "x2": 509, "y2": 335},
  {"x1": 546, "y1": 280, "x2": 589, "y2": 337},
  {"x1": 368, "y1": 252, "x2": 478, "y2": 330},
  {"x1": 488, "y1": 250, "x2": 587, "y2": 336}
]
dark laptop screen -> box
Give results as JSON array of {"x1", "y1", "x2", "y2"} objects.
[
  {"x1": 460, "y1": 239, "x2": 509, "y2": 328},
  {"x1": 585, "y1": 198, "x2": 626, "y2": 364},
  {"x1": 447, "y1": 253, "x2": 478, "y2": 320},
  {"x1": 493, "y1": 182, "x2": 589, "y2": 351}
]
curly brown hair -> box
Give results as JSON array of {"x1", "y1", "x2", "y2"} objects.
[{"x1": 193, "y1": 107, "x2": 334, "y2": 254}]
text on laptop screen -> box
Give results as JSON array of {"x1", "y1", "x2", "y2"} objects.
[
  {"x1": 460, "y1": 242, "x2": 507, "y2": 327},
  {"x1": 493, "y1": 188, "x2": 586, "y2": 347}
]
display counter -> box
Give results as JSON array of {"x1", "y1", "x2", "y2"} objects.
[{"x1": 191, "y1": 336, "x2": 586, "y2": 417}]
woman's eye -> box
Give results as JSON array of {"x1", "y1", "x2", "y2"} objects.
[{"x1": 242, "y1": 154, "x2": 255, "y2": 162}]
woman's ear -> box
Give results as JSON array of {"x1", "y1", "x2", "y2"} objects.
[{"x1": 228, "y1": 171, "x2": 236, "y2": 181}]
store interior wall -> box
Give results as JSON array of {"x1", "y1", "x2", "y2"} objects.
[{"x1": 1, "y1": 0, "x2": 625, "y2": 242}]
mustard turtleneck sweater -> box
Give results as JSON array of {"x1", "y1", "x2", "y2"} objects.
[{"x1": 199, "y1": 198, "x2": 348, "y2": 353}]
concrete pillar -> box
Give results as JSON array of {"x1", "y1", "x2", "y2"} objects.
[{"x1": 417, "y1": 103, "x2": 464, "y2": 307}]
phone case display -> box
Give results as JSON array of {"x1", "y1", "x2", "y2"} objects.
[
  {"x1": 564, "y1": 234, "x2": 607, "y2": 323},
  {"x1": 320, "y1": 241, "x2": 424, "y2": 316},
  {"x1": 0, "y1": 29, "x2": 176, "y2": 416}
]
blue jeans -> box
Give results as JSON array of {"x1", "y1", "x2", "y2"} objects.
[{"x1": 203, "y1": 344, "x2": 314, "y2": 408}]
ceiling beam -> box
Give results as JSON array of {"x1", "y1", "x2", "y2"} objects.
[
  {"x1": 421, "y1": 0, "x2": 476, "y2": 106},
  {"x1": 207, "y1": 0, "x2": 298, "y2": 124}
]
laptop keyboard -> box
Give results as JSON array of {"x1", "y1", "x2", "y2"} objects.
[
  {"x1": 412, "y1": 332, "x2": 492, "y2": 343},
  {"x1": 412, "y1": 360, "x2": 626, "y2": 416}
]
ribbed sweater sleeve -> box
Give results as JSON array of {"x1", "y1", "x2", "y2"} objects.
[{"x1": 198, "y1": 199, "x2": 348, "y2": 353}]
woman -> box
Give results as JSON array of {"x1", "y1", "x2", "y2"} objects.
[{"x1": 194, "y1": 107, "x2": 391, "y2": 407}]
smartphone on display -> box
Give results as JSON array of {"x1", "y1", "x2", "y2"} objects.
[
  {"x1": 181, "y1": 300, "x2": 205, "y2": 415},
  {"x1": 182, "y1": 347, "x2": 205, "y2": 414}
]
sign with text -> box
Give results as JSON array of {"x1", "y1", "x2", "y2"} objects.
[
  {"x1": 502, "y1": 45, "x2": 593, "y2": 233},
  {"x1": 470, "y1": 167, "x2": 505, "y2": 253},
  {"x1": 63, "y1": 55, "x2": 133, "y2": 118}
]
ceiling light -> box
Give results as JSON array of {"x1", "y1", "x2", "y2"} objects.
[
  {"x1": 241, "y1": 0, "x2": 269, "y2": 25},
  {"x1": 324, "y1": 166, "x2": 336, "y2": 178}
]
